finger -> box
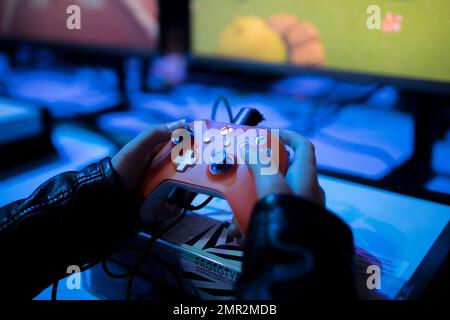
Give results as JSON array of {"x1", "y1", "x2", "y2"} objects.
[
  {"x1": 280, "y1": 129, "x2": 317, "y2": 169},
  {"x1": 279, "y1": 129, "x2": 312, "y2": 150},
  {"x1": 319, "y1": 185, "x2": 326, "y2": 205},
  {"x1": 134, "y1": 119, "x2": 187, "y2": 160},
  {"x1": 280, "y1": 130, "x2": 318, "y2": 185},
  {"x1": 112, "y1": 119, "x2": 186, "y2": 193},
  {"x1": 280, "y1": 130, "x2": 324, "y2": 206},
  {"x1": 119, "y1": 119, "x2": 186, "y2": 163},
  {"x1": 238, "y1": 142, "x2": 292, "y2": 200}
]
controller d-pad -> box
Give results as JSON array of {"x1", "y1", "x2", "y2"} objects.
[
  {"x1": 172, "y1": 125, "x2": 193, "y2": 145},
  {"x1": 175, "y1": 149, "x2": 197, "y2": 172},
  {"x1": 172, "y1": 135, "x2": 183, "y2": 145}
]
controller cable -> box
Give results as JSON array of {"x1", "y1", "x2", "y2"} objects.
[
  {"x1": 211, "y1": 96, "x2": 233, "y2": 122},
  {"x1": 50, "y1": 195, "x2": 213, "y2": 301},
  {"x1": 97, "y1": 195, "x2": 213, "y2": 298},
  {"x1": 101, "y1": 194, "x2": 214, "y2": 279},
  {"x1": 125, "y1": 195, "x2": 213, "y2": 300},
  {"x1": 124, "y1": 208, "x2": 188, "y2": 300},
  {"x1": 210, "y1": 93, "x2": 395, "y2": 166}
]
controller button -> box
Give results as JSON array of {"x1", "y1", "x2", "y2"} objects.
[
  {"x1": 220, "y1": 126, "x2": 234, "y2": 135},
  {"x1": 255, "y1": 136, "x2": 268, "y2": 146},
  {"x1": 203, "y1": 134, "x2": 212, "y2": 144},
  {"x1": 175, "y1": 150, "x2": 197, "y2": 172},
  {"x1": 210, "y1": 151, "x2": 234, "y2": 175},
  {"x1": 238, "y1": 142, "x2": 248, "y2": 151},
  {"x1": 224, "y1": 139, "x2": 232, "y2": 148}
]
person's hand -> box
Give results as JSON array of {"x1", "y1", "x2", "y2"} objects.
[
  {"x1": 229, "y1": 130, "x2": 324, "y2": 241},
  {"x1": 112, "y1": 119, "x2": 186, "y2": 194},
  {"x1": 239, "y1": 129, "x2": 325, "y2": 206},
  {"x1": 279, "y1": 129, "x2": 325, "y2": 206}
]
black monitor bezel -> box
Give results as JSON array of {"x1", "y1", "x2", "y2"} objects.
[
  {"x1": 0, "y1": 37, "x2": 158, "y2": 60},
  {"x1": 189, "y1": 55, "x2": 450, "y2": 96}
]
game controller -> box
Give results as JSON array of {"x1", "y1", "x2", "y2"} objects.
[{"x1": 138, "y1": 120, "x2": 290, "y2": 235}]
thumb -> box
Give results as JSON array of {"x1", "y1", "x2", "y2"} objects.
[
  {"x1": 132, "y1": 119, "x2": 187, "y2": 161},
  {"x1": 238, "y1": 142, "x2": 292, "y2": 200},
  {"x1": 112, "y1": 119, "x2": 186, "y2": 193}
]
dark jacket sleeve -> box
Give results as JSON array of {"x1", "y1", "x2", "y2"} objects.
[
  {"x1": 0, "y1": 158, "x2": 139, "y2": 300},
  {"x1": 236, "y1": 194, "x2": 357, "y2": 300},
  {"x1": 0, "y1": 157, "x2": 356, "y2": 300}
]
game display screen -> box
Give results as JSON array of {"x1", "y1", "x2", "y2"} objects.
[
  {"x1": 0, "y1": 0, "x2": 158, "y2": 52},
  {"x1": 191, "y1": 0, "x2": 450, "y2": 84}
]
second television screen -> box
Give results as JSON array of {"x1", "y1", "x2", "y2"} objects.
[
  {"x1": 191, "y1": 0, "x2": 450, "y2": 84},
  {"x1": 0, "y1": 0, "x2": 159, "y2": 52}
]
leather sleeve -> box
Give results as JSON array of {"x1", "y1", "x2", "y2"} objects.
[
  {"x1": 236, "y1": 194, "x2": 357, "y2": 300},
  {"x1": 0, "y1": 158, "x2": 139, "y2": 299}
]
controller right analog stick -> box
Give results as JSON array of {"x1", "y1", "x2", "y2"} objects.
[{"x1": 209, "y1": 151, "x2": 234, "y2": 175}]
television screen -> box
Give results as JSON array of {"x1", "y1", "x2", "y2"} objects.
[
  {"x1": 0, "y1": 0, "x2": 159, "y2": 52},
  {"x1": 191, "y1": 0, "x2": 450, "y2": 84}
]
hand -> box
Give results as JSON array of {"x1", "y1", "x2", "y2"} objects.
[
  {"x1": 112, "y1": 119, "x2": 186, "y2": 194},
  {"x1": 239, "y1": 129, "x2": 325, "y2": 206},
  {"x1": 280, "y1": 130, "x2": 325, "y2": 206}
]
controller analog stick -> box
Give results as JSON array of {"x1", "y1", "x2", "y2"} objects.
[
  {"x1": 209, "y1": 151, "x2": 234, "y2": 175},
  {"x1": 172, "y1": 135, "x2": 183, "y2": 145}
]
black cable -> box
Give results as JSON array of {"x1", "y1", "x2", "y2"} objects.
[
  {"x1": 101, "y1": 259, "x2": 131, "y2": 279},
  {"x1": 170, "y1": 195, "x2": 214, "y2": 212},
  {"x1": 101, "y1": 196, "x2": 214, "y2": 279},
  {"x1": 189, "y1": 196, "x2": 214, "y2": 210},
  {"x1": 134, "y1": 251, "x2": 187, "y2": 297},
  {"x1": 101, "y1": 250, "x2": 186, "y2": 293},
  {"x1": 99, "y1": 221, "x2": 175, "y2": 281},
  {"x1": 51, "y1": 211, "x2": 191, "y2": 301},
  {"x1": 211, "y1": 96, "x2": 233, "y2": 122},
  {"x1": 51, "y1": 280, "x2": 58, "y2": 301},
  {"x1": 124, "y1": 194, "x2": 214, "y2": 300},
  {"x1": 126, "y1": 208, "x2": 188, "y2": 300}
]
